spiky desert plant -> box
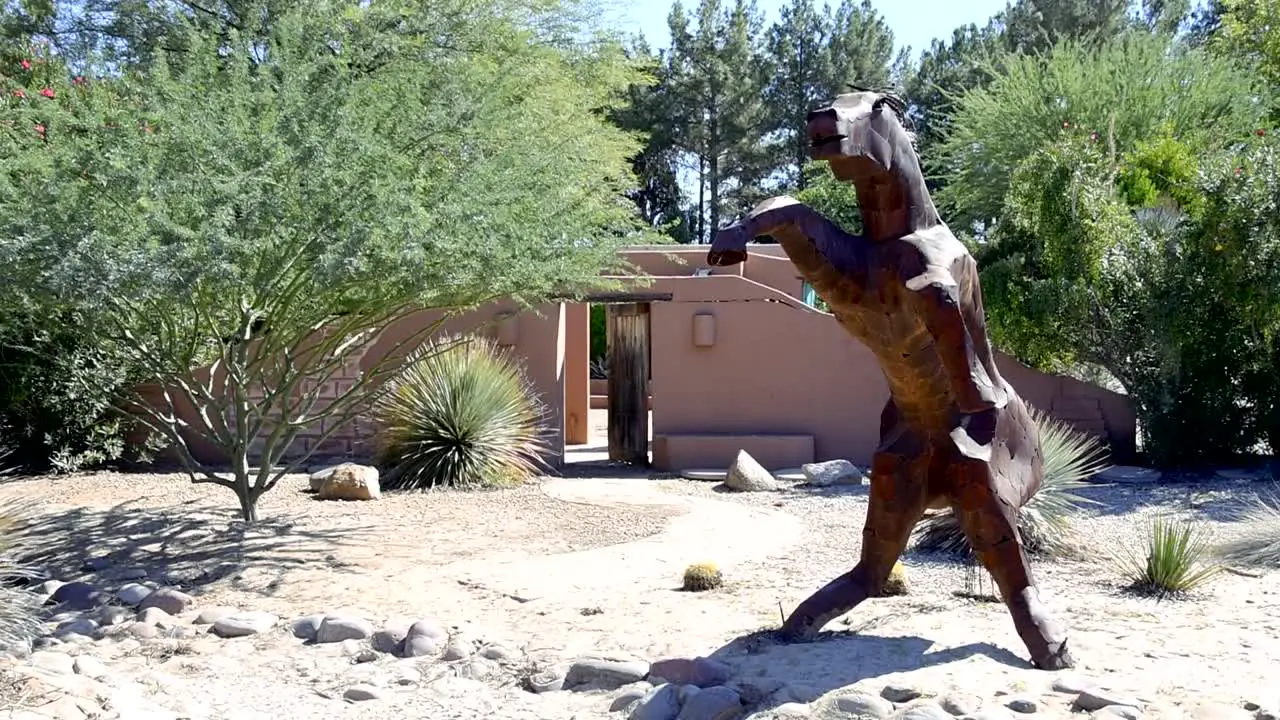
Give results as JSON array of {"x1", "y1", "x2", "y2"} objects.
[
  {"x1": 681, "y1": 562, "x2": 724, "y2": 592},
  {"x1": 910, "y1": 408, "x2": 1110, "y2": 559},
  {"x1": 1119, "y1": 515, "x2": 1221, "y2": 598},
  {"x1": 0, "y1": 453, "x2": 43, "y2": 650},
  {"x1": 372, "y1": 334, "x2": 549, "y2": 490},
  {"x1": 1214, "y1": 493, "x2": 1280, "y2": 568}
]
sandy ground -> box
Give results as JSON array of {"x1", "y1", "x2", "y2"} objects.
[{"x1": 1, "y1": 469, "x2": 1278, "y2": 720}]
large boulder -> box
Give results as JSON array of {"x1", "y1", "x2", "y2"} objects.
[
  {"x1": 316, "y1": 463, "x2": 381, "y2": 501},
  {"x1": 723, "y1": 450, "x2": 777, "y2": 492}
]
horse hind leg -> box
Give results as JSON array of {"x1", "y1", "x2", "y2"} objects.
[{"x1": 779, "y1": 444, "x2": 932, "y2": 641}]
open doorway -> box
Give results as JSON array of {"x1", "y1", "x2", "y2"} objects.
[{"x1": 563, "y1": 297, "x2": 659, "y2": 468}]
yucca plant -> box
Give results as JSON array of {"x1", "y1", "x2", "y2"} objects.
[
  {"x1": 1214, "y1": 493, "x2": 1280, "y2": 568},
  {"x1": 372, "y1": 334, "x2": 550, "y2": 490},
  {"x1": 1119, "y1": 515, "x2": 1221, "y2": 598},
  {"x1": 911, "y1": 408, "x2": 1111, "y2": 559}
]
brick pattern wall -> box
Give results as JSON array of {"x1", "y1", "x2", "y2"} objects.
[{"x1": 235, "y1": 347, "x2": 378, "y2": 465}]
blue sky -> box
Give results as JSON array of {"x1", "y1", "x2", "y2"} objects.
[{"x1": 605, "y1": 0, "x2": 1009, "y2": 60}]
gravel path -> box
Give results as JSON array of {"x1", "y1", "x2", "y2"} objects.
[{"x1": 1, "y1": 471, "x2": 1278, "y2": 720}]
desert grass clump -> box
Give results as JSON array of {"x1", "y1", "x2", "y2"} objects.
[
  {"x1": 373, "y1": 334, "x2": 549, "y2": 491},
  {"x1": 1215, "y1": 494, "x2": 1280, "y2": 568},
  {"x1": 1119, "y1": 515, "x2": 1221, "y2": 599},
  {"x1": 681, "y1": 562, "x2": 724, "y2": 592},
  {"x1": 911, "y1": 408, "x2": 1110, "y2": 559},
  {"x1": 0, "y1": 475, "x2": 43, "y2": 651}
]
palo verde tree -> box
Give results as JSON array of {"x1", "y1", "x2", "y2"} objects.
[{"x1": 1, "y1": 0, "x2": 652, "y2": 522}]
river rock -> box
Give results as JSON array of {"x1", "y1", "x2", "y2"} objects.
[
  {"x1": 801, "y1": 459, "x2": 863, "y2": 486},
  {"x1": 29, "y1": 650, "x2": 76, "y2": 675},
  {"x1": 1052, "y1": 675, "x2": 1097, "y2": 695},
  {"x1": 1076, "y1": 690, "x2": 1144, "y2": 712},
  {"x1": 138, "y1": 588, "x2": 195, "y2": 615},
  {"x1": 212, "y1": 611, "x2": 278, "y2": 638},
  {"x1": 896, "y1": 703, "x2": 955, "y2": 720},
  {"x1": 678, "y1": 685, "x2": 742, "y2": 720},
  {"x1": 291, "y1": 614, "x2": 325, "y2": 641},
  {"x1": 194, "y1": 607, "x2": 239, "y2": 625},
  {"x1": 372, "y1": 623, "x2": 410, "y2": 654},
  {"x1": 343, "y1": 684, "x2": 384, "y2": 702},
  {"x1": 50, "y1": 582, "x2": 107, "y2": 611},
  {"x1": 1006, "y1": 697, "x2": 1038, "y2": 714},
  {"x1": 941, "y1": 694, "x2": 983, "y2": 716},
  {"x1": 724, "y1": 450, "x2": 778, "y2": 492},
  {"x1": 649, "y1": 657, "x2": 734, "y2": 688},
  {"x1": 117, "y1": 583, "x2": 154, "y2": 607},
  {"x1": 565, "y1": 656, "x2": 651, "y2": 690},
  {"x1": 54, "y1": 618, "x2": 99, "y2": 639},
  {"x1": 827, "y1": 691, "x2": 894, "y2": 719},
  {"x1": 316, "y1": 615, "x2": 375, "y2": 643},
  {"x1": 631, "y1": 683, "x2": 682, "y2": 720},
  {"x1": 882, "y1": 684, "x2": 923, "y2": 703}
]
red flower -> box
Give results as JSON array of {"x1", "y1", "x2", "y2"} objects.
[
  {"x1": 20, "y1": 59, "x2": 31, "y2": 71},
  {"x1": 40, "y1": 87, "x2": 54, "y2": 99},
  {"x1": 34, "y1": 123, "x2": 45, "y2": 139},
  {"x1": 11, "y1": 89, "x2": 24, "y2": 98},
  {"x1": 73, "y1": 76, "x2": 86, "y2": 86},
  {"x1": 1235, "y1": 167, "x2": 1243, "y2": 176},
  {"x1": 1257, "y1": 128, "x2": 1266, "y2": 137},
  {"x1": 1063, "y1": 121, "x2": 1070, "y2": 129},
  {"x1": 1089, "y1": 131, "x2": 1098, "y2": 142}
]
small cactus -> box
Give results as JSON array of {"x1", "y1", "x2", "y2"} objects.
[
  {"x1": 879, "y1": 560, "x2": 909, "y2": 596},
  {"x1": 681, "y1": 562, "x2": 724, "y2": 592}
]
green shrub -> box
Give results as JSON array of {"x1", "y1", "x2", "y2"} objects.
[
  {"x1": 911, "y1": 408, "x2": 1109, "y2": 558},
  {"x1": 1119, "y1": 515, "x2": 1221, "y2": 598},
  {"x1": 681, "y1": 562, "x2": 723, "y2": 592},
  {"x1": 0, "y1": 306, "x2": 140, "y2": 473},
  {"x1": 1215, "y1": 494, "x2": 1280, "y2": 568},
  {"x1": 372, "y1": 335, "x2": 549, "y2": 490}
]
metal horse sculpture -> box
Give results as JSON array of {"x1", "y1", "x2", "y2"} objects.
[{"x1": 707, "y1": 90, "x2": 1074, "y2": 670}]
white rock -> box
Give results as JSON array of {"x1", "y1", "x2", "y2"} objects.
[
  {"x1": 344, "y1": 684, "x2": 384, "y2": 702},
  {"x1": 316, "y1": 615, "x2": 375, "y2": 643},
  {"x1": 801, "y1": 459, "x2": 864, "y2": 486},
  {"x1": 193, "y1": 607, "x2": 239, "y2": 625},
  {"x1": 724, "y1": 450, "x2": 778, "y2": 492},
  {"x1": 137, "y1": 588, "x2": 195, "y2": 615},
  {"x1": 29, "y1": 650, "x2": 76, "y2": 675},
  {"x1": 291, "y1": 614, "x2": 325, "y2": 641},
  {"x1": 211, "y1": 611, "x2": 278, "y2": 638}
]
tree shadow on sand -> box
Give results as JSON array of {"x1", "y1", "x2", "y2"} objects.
[
  {"x1": 7, "y1": 498, "x2": 375, "y2": 597},
  {"x1": 703, "y1": 627, "x2": 1031, "y2": 713}
]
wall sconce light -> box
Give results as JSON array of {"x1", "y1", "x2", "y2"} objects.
[
  {"x1": 692, "y1": 312, "x2": 715, "y2": 348},
  {"x1": 494, "y1": 311, "x2": 519, "y2": 346}
]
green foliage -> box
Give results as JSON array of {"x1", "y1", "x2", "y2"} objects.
[
  {"x1": 1116, "y1": 125, "x2": 1205, "y2": 217},
  {"x1": 1, "y1": 0, "x2": 652, "y2": 521},
  {"x1": 794, "y1": 161, "x2": 862, "y2": 234},
  {"x1": 910, "y1": 408, "x2": 1108, "y2": 559},
  {"x1": 760, "y1": 0, "x2": 897, "y2": 188},
  {"x1": 373, "y1": 335, "x2": 549, "y2": 491},
  {"x1": 590, "y1": 304, "x2": 608, "y2": 371},
  {"x1": 978, "y1": 125, "x2": 1280, "y2": 464},
  {"x1": 1118, "y1": 515, "x2": 1221, "y2": 598},
  {"x1": 1214, "y1": 0, "x2": 1280, "y2": 90},
  {"x1": 1215, "y1": 493, "x2": 1280, "y2": 568},
  {"x1": 681, "y1": 561, "x2": 724, "y2": 591},
  {"x1": 935, "y1": 31, "x2": 1266, "y2": 233}
]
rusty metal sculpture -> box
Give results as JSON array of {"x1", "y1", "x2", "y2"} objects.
[{"x1": 707, "y1": 90, "x2": 1073, "y2": 670}]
